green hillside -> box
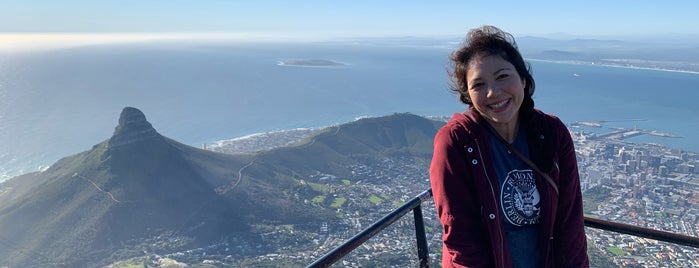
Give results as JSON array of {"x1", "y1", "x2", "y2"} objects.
[{"x1": 0, "y1": 108, "x2": 443, "y2": 267}]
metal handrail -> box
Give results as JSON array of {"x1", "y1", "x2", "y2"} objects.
[
  {"x1": 307, "y1": 189, "x2": 432, "y2": 268},
  {"x1": 307, "y1": 188, "x2": 699, "y2": 267},
  {"x1": 584, "y1": 217, "x2": 699, "y2": 248}
]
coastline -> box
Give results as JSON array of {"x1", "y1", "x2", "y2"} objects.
[
  {"x1": 527, "y1": 58, "x2": 699, "y2": 75},
  {"x1": 209, "y1": 115, "x2": 697, "y2": 154},
  {"x1": 207, "y1": 128, "x2": 322, "y2": 154},
  {"x1": 276, "y1": 59, "x2": 347, "y2": 68},
  {"x1": 2, "y1": 114, "x2": 696, "y2": 182}
]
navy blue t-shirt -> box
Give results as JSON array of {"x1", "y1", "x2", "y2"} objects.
[{"x1": 488, "y1": 127, "x2": 543, "y2": 268}]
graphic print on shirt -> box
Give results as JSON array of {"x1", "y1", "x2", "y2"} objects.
[{"x1": 501, "y1": 169, "x2": 540, "y2": 226}]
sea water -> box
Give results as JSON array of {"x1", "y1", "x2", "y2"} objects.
[
  {"x1": 532, "y1": 59, "x2": 699, "y2": 149},
  {"x1": 0, "y1": 40, "x2": 697, "y2": 179}
]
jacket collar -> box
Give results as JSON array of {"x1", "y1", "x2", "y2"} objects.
[
  {"x1": 449, "y1": 107, "x2": 488, "y2": 137},
  {"x1": 450, "y1": 107, "x2": 556, "y2": 172}
]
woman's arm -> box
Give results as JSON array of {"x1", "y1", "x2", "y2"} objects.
[
  {"x1": 430, "y1": 126, "x2": 493, "y2": 267},
  {"x1": 551, "y1": 122, "x2": 589, "y2": 267}
]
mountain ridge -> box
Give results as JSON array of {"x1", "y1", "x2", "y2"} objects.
[{"x1": 0, "y1": 108, "x2": 443, "y2": 267}]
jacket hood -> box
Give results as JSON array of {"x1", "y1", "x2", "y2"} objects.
[{"x1": 450, "y1": 107, "x2": 558, "y2": 173}]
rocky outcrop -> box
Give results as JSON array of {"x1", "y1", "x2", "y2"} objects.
[{"x1": 108, "y1": 107, "x2": 162, "y2": 149}]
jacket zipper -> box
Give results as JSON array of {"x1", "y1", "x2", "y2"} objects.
[{"x1": 474, "y1": 139, "x2": 505, "y2": 268}]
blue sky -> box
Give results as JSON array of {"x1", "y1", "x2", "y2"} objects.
[{"x1": 2, "y1": 0, "x2": 699, "y2": 38}]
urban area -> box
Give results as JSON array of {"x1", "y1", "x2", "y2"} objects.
[{"x1": 137, "y1": 120, "x2": 698, "y2": 267}]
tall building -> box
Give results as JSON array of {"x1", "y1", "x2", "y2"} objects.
[
  {"x1": 659, "y1": 166, "x2": 668, "y2": 177},
  {"x1": 605, "y1": 143, "x2": 616, "y2": 159}
]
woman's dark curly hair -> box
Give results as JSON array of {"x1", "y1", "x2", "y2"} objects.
[{"x1": 448, "y1": 25, "x2": 535, "y2": 114}]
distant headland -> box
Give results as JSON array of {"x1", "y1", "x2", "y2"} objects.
[{"x1": 277, "y1": 59, "x2": 346, "y2": 68}]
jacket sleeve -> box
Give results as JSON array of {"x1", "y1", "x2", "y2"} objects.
[
  {"x1": 430, "y1": 126, "x2": 492, "y2": 268},
  {"x1": 551, "y1": 121, "x2": 590, "y2": 267}
]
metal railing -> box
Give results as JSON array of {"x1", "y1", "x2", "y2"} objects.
[{"x1": 307, "y1": 188, "x2": 699, "y2": 268}]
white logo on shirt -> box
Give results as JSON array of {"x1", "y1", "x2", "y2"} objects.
[{"x1": 501, "y1": 169, "x2": 541, "y2": 226}]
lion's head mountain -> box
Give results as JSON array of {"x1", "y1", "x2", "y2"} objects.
[{"x1": 0, "y1": 107, "x2": 441, "y2": 267}]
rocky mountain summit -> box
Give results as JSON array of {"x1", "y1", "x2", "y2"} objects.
[
  {"x1": 108, "y1": 107, "x2": 162, "y2": 149},
  {"x1": 0, "y1": 107, "x2": 334, "y2": 267},
  {"x1": 0, "y1": 108, "x2": 442, "y2": 267}
]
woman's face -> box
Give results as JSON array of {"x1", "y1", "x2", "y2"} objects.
[{"x1": 466, "y1": 54, "x2": 525, "y2": 131}]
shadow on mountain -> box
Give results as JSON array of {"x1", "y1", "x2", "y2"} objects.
[{"x1": 0, "y1": 108, "x2": 443, "y2": 267}]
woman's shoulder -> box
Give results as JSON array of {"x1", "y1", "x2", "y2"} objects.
[
  {"x1": 435, "y1": 110, "x2": 482, "y2": 145},
  {"x1": 532, "y1": 109, "x2": 567, "y2": 131},
  {"x1": 441, "y1": 110, "x2": 482, "y2": 134},
  {"x1": 530, "y1": 109, "x2": 574, "y2": 147}
]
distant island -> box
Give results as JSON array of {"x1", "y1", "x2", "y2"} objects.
[{"x1": 277, "y1": 59, "x2": 346, "y2": 67}]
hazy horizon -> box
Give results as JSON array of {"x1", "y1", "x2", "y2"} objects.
[
  {"x1": 3, "y1": 1, "x2": 699, "y2": 37},
  {"x1": 1, "y1": 32, "x2": 698, "y2": 54}
]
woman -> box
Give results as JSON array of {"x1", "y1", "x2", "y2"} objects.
[{"x1": 429, "y1": 25, "x2": 589, "y2": 267}]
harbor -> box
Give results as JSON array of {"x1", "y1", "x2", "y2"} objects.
[{"x1": 570, "y1": 119, "x2": 682, "y2": 141}]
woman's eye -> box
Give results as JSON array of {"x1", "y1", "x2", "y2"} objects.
[
  {"x1": 497, "y1": 74, "x2": 509, "y2": 80},
  {"x1": 470, "y1": 83, "x2": 484, "y2": 90}
]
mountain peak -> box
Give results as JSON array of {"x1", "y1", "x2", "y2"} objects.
[{"x1": 109, "y1": 107, "x2": 161, "y2": 148}]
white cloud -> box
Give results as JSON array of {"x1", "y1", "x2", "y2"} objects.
[{"x1": 0, "y1": 32, "x2": 333, "y2": 53}]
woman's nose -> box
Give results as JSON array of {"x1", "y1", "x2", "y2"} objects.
[{"x1": 486, "y1": 85, "x2": 501, "y2": 97}]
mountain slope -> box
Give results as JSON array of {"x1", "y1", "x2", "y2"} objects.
[
  {"x1": 0, "y1": 108, "x2": 444, "y2": 267},
  {"x1": 0, "y1": 107, "x2": 326, "y2": 267},
  {"x1": 256, "y1": 113, "x2": 442, "y2": 177}
]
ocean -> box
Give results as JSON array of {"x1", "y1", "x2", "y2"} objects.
[{"x1": 1, "y1": 39, "x2": 698, "y2": 179}]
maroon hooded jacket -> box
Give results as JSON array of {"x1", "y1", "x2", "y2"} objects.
[{"x1": 429, "y1": 108, "x2": 589, "y2": 268}]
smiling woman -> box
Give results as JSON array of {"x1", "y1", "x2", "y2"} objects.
[
  {"x1": 430, "y1": 25, "x2": 589, "y2": 268},
  {"x1": 465, "y1": 55, "x2": 526, "y2": 143},
  {"x1": 0, "y1": 1, "x2": 697, "y2": 267}
]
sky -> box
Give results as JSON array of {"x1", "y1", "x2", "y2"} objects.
[{"x1": 2, "y1": 0, "x2": 699, "y2": 39}]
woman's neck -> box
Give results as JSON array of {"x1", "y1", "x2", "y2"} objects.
[{"x1": 487, "y1": 120, "x2": 519, "y2": 144}]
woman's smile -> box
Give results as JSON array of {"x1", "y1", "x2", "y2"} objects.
[
  {"x1": 488, "y1": 98, "x2": 511, "y2": 111},
  {"x1": 466, "y1": 54, "x2": 525, "y2": 140}
]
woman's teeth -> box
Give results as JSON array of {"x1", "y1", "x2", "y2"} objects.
[{"x1": 489, "y1": 99, "x2": 509, "y2": 109}]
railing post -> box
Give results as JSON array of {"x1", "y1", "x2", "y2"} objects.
[
  {"x1": 306, "y1": 189, "x2": 433, "y2": 268},
  {"x1": 413, "y1": 204, "x2": 429, "y2": 268},
  {"x1": 308, "y1": 187, "x2": 699, "y2": 267}
]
